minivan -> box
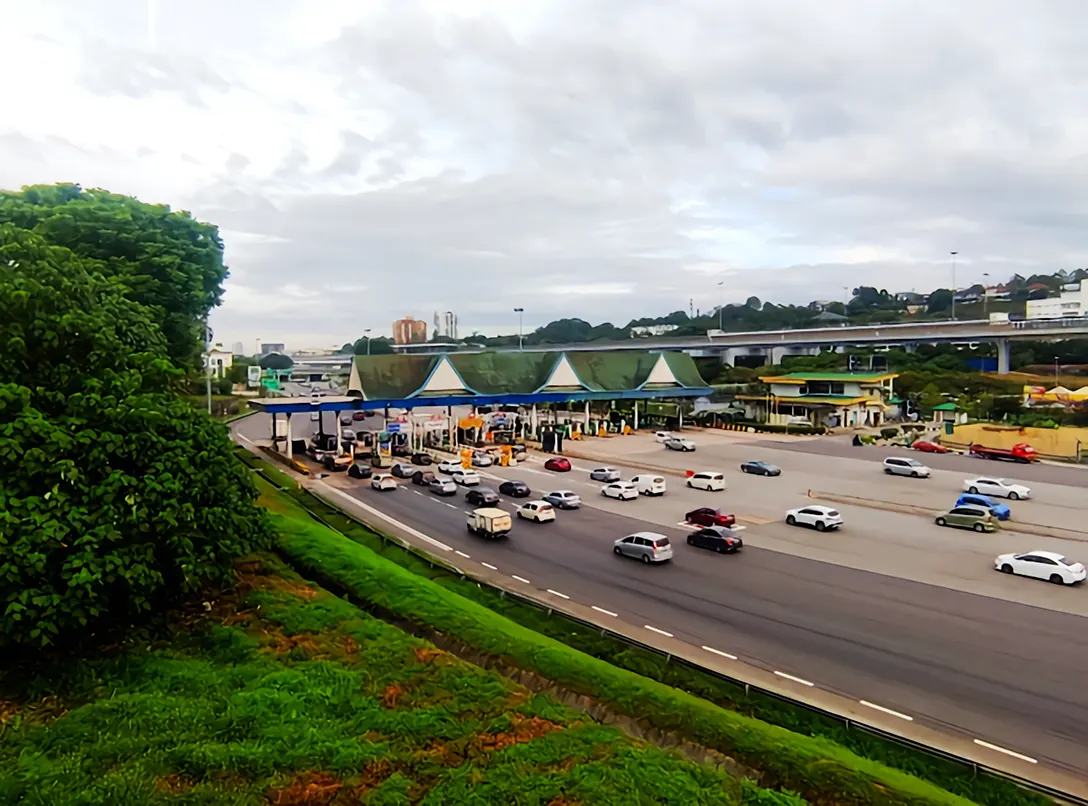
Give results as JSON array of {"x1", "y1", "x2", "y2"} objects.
[
  {"x1": 630, "y1": 474, "x2": 667, "y2": 496},
  {"x1": 883, "y1": 457, "x2": 931, "y2": 478},
  {"x1": 686, "y1": 471, "x2": 726, "y2": 492}
]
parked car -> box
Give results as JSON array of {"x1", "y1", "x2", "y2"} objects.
[
  {"x1": 935, "y1": 505, "x2": 998, "y2": 532},
  {"x1": 517, "y1": 501, "x2": 556, "y2": 523},
  {"x1": 411, "y1": 470, "x2": 436, "y2": 486},
  {"x1": 499, "y1": 479, "x2": 531, "y2": 497},
  {"x1": 653, "y1": 431, "x2": 674, "y2": 443},
  {"x1": 686, "y1": 471, "x2": 726, "y2": 491},
  {"x1": 630, "y1": 474, "x2": 666, "y2": 496},
  {"x1": 602, "y1": 481, "x2": 639, "y2": 501},
  {"x1": 438, "y1": 459, "x2": 463, "y2": 474},
  {"x1": 352, "y1": 411, "x2": 368, "y2": 421},
  {"x1": 340, "y1": 413, "x2": 354, "y2": 426},
  {"x1": 911, "y1": 440, "x2": 949, "y2": 454},
  {"x1": 613, "y1": 532, "x2": 674, "y2": 563},
  {"x1": 685, "y1": 507, "x2": 736, "y2": 528},
  {"x1": 339, "y1": 428, "x2": 357, "y2": 444},
  {"x1": 740, "y1": 461, "x2": 781, "y2": 477},
  {"x1": 466, "y1": 487, "x2": 500, "y2": 506},
  {"x1": 963, "y1": 477, "x2": 1031, "y2": 500},
  {"x1": 589, "y1": 467, "x2": 621, "y2": 482},
  {"x1": 371, "y1": 473, "x2": 397, "y2": 491},
  {"x1": 451, "y1": 468, "x2": 481, "y2": 486},
  {"x1": 411, "y1": 452, "x2": 433, "y2": 466},
  {"x1": 785, "y1": 505, "x2": 842, "y2": 531},
  {"x1": 955, "y1": 493, "x2": 1011, "y2": 521},
  {"x1": 883, "y1": 457, "x2": 931, "y2": 478},
  {"x1": 429, "y1": 477, "x2": 457, "y2": 496},
  {"x1": 471, "y1": 451, "x2": 493, "y2": 467},
  {"x1": 545, "y1": 457, "x2": 572, "y2": 472},
  {"x1": 686, "y1": 526, "x2": 743, "y2": 553},
  {"x1": 391, "y1": 462, "x2": 416, "y2": 479},
  {"x1": 348, "y1": 463, "x2": 373, "y2": 479},
  {"x1": 543, "y1": 490, "x2": 581, "y2": 509},
  {"x1": 994, "y1": 551, "x2": 1086, "y2": 585},
  {"x1": 664, "y1": 437, "x2": 696, "y2": 452}
]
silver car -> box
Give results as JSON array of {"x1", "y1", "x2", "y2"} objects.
[
  {"x1": 613, "y1": 532, "x2": 674, "y2": 563},
  {"x1": 589, "y1": 467, "x2": 621, "y2": 482},
  {"x1": 544, "y1": 490, "x2": 581, "y2": 509}
]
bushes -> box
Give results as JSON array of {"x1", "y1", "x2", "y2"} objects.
[
  {"x1": 734, "y1": 420, "x2": 827, "y2": 435},
  {"x1": 880, "y1": 426, "x2": 900, "y2": 439}
]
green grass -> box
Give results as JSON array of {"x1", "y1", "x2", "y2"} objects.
[
  {"x1": 240, "y1": 456, "x2": 1049, "y2": 806},
  {"x1": 0, "y1": 553, "x2": 797, "y2": 806}
]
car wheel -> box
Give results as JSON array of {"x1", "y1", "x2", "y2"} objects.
[
  {"x1": 969, "y1": 486, "x2": 979, "y2": 494},
  {"x1": 613, "y1": 546, "x2": 622, "y2": 556},
  {"x1": 1049, "y1": 574, "x2": 1065, "y2": 585},
  {"x1": 715, "y1": 546, "x2": 723, "y2": 553},
  {"x1": 884, "y1": 468, "x2": 892, "y2": 474},
  {"x1": 687, "y1": 535, "x2": 694, "y2": 545},
  {"x1": 1008, "y1": 492, "x2": 1019, "y2": 501},
  {"x1": 973, "y1": 523, "x2": 985, "y2": 533},
  {"x1": 786, "y1": 514, "x2": 796, "y2": 526},
  {"x1": 815, "y1": 521, "x2": 826, "y2": 532},
  {"x1": 516, "y1": 511, "x2": 522, "y2": 519},
  {"x1": 911, "y1": 471, "x2": 918, "y2": 478},
  {"x1": 641, "y1": 554, "x2": 650, "y2": 564},
  {"x1": 935, "y1": 517, "x2": 946, "y2": 526},
  {"x1": 741, "y1": 466, "x2": 748, "y2": 474},
  {"x1": 686, "y1": 479, "x2": 692, "y2": 487},
  {"x1": 1000, "y1": 564, "x2": 1013, "y2": 574}
]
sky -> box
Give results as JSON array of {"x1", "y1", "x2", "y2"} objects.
[{"x1": 3, "y1": 0, "x2": 1088, "y2": 351}]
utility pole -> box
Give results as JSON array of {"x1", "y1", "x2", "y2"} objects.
[
  {"x1": 950, "y1": 251, "x2": 958, "y2": 321},
  {"x1": 203, "y1": 322, "x2": 213, "y2": 414},
  {"x1": 364, "y1": 328, "x2": 372, "y2": 355},
  {"x1": 717, "y1": 281, "x2": 724, "y2": 330},
  {"x1": 514, "y1": 307, "x2": 524, "y2": 350},
  {"x1": 982, "y1": 272, "x2": 990, "y2": 318}
]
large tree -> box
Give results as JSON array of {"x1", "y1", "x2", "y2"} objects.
[
  {"x1": 0, "y1": 225, "x2": 270, "y2": 650},
  {"x1": 0, "y1": 183, "x2": 229, "y2": 370}
]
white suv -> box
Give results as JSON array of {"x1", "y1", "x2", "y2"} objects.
[{"x1": 883, "y1": 457, "x2": 931, "y2": 478}]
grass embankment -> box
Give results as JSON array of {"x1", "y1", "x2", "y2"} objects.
[
  {"x1": 0, "y1": 552, "x2": 790, "y2": 805},
  {"x1": 236, "y1": 449, "x2": 1047, "y2": 806}
]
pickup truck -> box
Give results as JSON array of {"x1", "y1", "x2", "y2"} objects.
[
  {"x1": 969, "y1": 442, "x2": 1038, "y2": 463},
  {"x1": 466, "y1": 507, "x2": 513, "y2": 540}
]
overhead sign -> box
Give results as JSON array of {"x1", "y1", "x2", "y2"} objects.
[
  {"x1": 247, "y1": 365, "x2": 262, "y2": 388},
  {"x1": 386, "y1": 423, "x2": 402, "y2": 433}
]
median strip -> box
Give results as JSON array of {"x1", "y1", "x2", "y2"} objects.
[{"x1": 973, "y1": 739, "x2": 1038, "y2": 764}]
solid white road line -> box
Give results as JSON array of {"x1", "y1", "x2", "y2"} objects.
[
  {"x1": 591, "y1": 605, "x2": 618, "y2": 617},
  {"x1": 480, "y1": 562, "x2": 498, "y2": 571},
  {"x1": 701, "y1": 645, "x2": 738, "y2": 660},
  {"x1": 511, "y1": 575, "x2": 531, "y2": 584},
  {"x1": 644, "y1": 625, "x2": 674, "y2": 638},
  {"x1": 773, "y1": 671, "x2": 815, "y2": 687},
  {"x1": 413, "y1": 490, "x2": 423, "y2": 496},
  {"x1": 320, "y1": 485, "x2": 453, "y2": 552},
  {"x1": 546, "y1": 589, "x2": 570, "y2": 599},
  {"x1": 859, "y1": 700, "x2": 913, "y2": 721},
  {"x1": 972, "y1": 739, "x2": 1037, "y2": 764},
  {"x1": 454, "y1": 550, "x2": 471, "y2": 559},
  {"x1": 238, "y1": 435, "x2": 254, "y2": 445},
  {"x1": 445, "y1": 503, "x2": 457, "y2": 509}
]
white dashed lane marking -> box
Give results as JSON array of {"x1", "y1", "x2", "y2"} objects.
[
  {"x1": 480, "y1": 562, "x2": 498, "y2": 571},
  {"x1": 645, "y1": 625, "x2": 673, "y2": 638},
  {"x1": 702, "y1": 646, "x2": 737, "y2": 660},
  {"x1": 511, "y1": 575, "x2": 531, "y2": 584},
  {"x1": 773, "y1": 671, "x2": 814, "y2": 687},
  {"x1": 972, "y1": 739, "x2": 1037, "y2": 764},
  {"x1": 859, "y1": 701, "x2": 913, "y2": 722},
  {"x1": 591, "y1": 605, "x2": 618, "y2": 617}
]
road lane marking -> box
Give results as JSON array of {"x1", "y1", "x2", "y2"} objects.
[
  {"x1": 702, "y1": 646, "x2": 738, "y2": 660},
  {"x1": 238, "y1": 435, "x2": 254, "y2": 445},
  {"x1": 481, "y1": 562, "x2": 498, "y2": 570},
  {"x1": 511, "y1": 575, "x2": 531, "y2": 584},
  {"x1": 737, "y1": 515, "x2": 774, "y2": 525},
  {"x1": 413, "y1": 490, "x2": 423, "y2": 495},
  {"x1": 644, "y1": 625, "x2": 674, "y2": 638},
  {"x1": 773, "y1": 671, "x2": 814, "y2": 687},
  {"x1": 546, "y1": 589, "x2": 570, "y2": 599},
  {"x1": 972, "y1": 739, "x2": 1037, "y2": 764},
  {"x1": 319, "y1": 485, "x2": 452, "y2": 552},
  {"x1": 591, "y1": 605, "x2": 618, "y2": 617},
  {"x1": 859, "y1": 701, "x2": 913, "y2": 721},
  {"x1": 445, "y1": 503, "x2": 457, "y2": 509},
  {"x1": 454, "y1": 550, "x2": 471, "y2": 559}
]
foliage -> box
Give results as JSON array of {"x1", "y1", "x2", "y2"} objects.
[
  {"x1": 259, "y1": 351, "x2": 294, "y2": 370},
  {"x1": 733, "y1": 420, "x2": 827, "y2": 436},
  {"x1": 880, "y1": 427, "x2": 900, "y2": 439},
  {"x1": 0, "y1": 183, "x2": 228, "y2": 370},
  {"x1": 0, "y1": 227, "x2": 270, "y2": 650},
  {"x1": 0, "y1": 554, "x2": 755, "y2": 805},
  {"x1": 345, "y1": 335, "x2": 395, "y2": 354}
]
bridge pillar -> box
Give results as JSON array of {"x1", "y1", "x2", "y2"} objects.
[
  {"x1": 904, "y1": 343, "x2": 917, "y2": 354},
  {"x1": 995, "y1": 339, "x2": 1011, "y2": 375},
  {"x1": 769, "y1": 347, "x2": 784, "y2": 365},
  {"x1": 285, "y1": 414, "x2": 293, "y2": 459},
  {"x1": 718, "y1": 347, "x2": 737, "y2": 366}
]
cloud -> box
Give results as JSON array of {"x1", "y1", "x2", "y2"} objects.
[{"x1": 2, "y1": 0, "x2": 1088, "y2": 349}]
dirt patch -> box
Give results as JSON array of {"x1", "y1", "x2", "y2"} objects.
[
  {"x1": 547, "y1": 797, "x2": 583, "y2": 806},
  {"x1": 414, "y1": 647, "x2": 447, "y2": 664},
  {"x1": 381, "y1": 683, "x2": 405, "y2": 708},
  {"x1": 269, "y1": 632, "x2": 325, "y2": 657},
  {"x1": 473, "y1": 715, "x2": 562, "y2": 753},
  {"x1": 155, "y1": 774, "x2": 194, "y2": 793},
  {"x1": 266, "y1": 771, "x2": 342, "y2": 805},
  {"x1": 353, "y1": 759, "x2": 394, "y2": 794},
  {"x1": 343, "y1": 636, "x2": 359, "y2": 656}
]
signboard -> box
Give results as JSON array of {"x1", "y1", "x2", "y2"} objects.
[
  {"x1": 247, "y1": 365, "x2": 261, "y2": 388},
  {"x1": 386, "y1": 423, "x2": 402, "y2": 433}
]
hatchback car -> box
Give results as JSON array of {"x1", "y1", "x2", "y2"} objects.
[
  {"x1": 911, "y1": 440, "x2": 949, "y2": 454},
  {"x1": 995, "y1": 551, "x2": 1086, "y2": 585},
  {"x1": 411, "y1": 470, "x2": 436, "y2": 486},
  {"x1": 544, "y1": 457, "x2": 572, "y2": 472},
  {"x1": 955, "y1": 493, "x2": 1011, "y2": 521},
  {"x1": 785, "y1": 506, "x2": 843, "y2": 531},
  {"x1": 451, "y1": 469, "x2": 481, "y2": 486},
  {"x1": 543, "y1": 490, "x2": 581, "y2": 509},
  {"x1": 964, "y1": 477, "x2": 1031, "y2": 500},
  {"x1": 347, "y1": 463, "x2": 373, "y2": 480},
  {"x1": 411, "y1": 452, "x2": 433, "y2": 466},
  {"x1": 935, "y1": 505, "x2": 997, "y2": 532},
  {"x1": 740, "y1": 460, "x2": 781, "y2": 477},
  {"x1": 664, "y1": 437, "x2": 696, "y2": 452},
  {"x1": 613, "y1": 532, "x2": 673, "y2": 563},
  {"x1": 589, "y1": 467, "x2": 621, "y2": 482},
  {"x1": 685, "y1": 507, "x2": 736, "y2": 528},
  {"x1": 471, "y1": 451, "x2": 493, "y2": 467},
  {"x1": 602, "y1": 481, "x2": 638, "y2": 501},
  {"x1": 686, "y1": 471, "x2": 726, "y2": 491},
  {"x1": 438, "y1": 459, "x2": 463, "y2": 474},
  {"x1": 390, "y1": 462, "x2": 416, "y2": 479},
  {"x1": 883, "y1": 457, "x2": 931, "y2": 478},
  {"x1": 466, "y1": 487, "x2": 500, "y2": 506},
  {"x1": 371, "y1": 474, "x2": 397, "y2": 491},
  {"x1": 687, "y1": 526, "x2": 743, "y2": 553},
  {"x1": 429, "y1": 477, "x2": 457, "y2": 496},
  {"x1": 499, "y1": 479, "x2": 531, "y2": 497},
  {"x1": 517, "y1": 501, "x2": 556, "y2": 523}
]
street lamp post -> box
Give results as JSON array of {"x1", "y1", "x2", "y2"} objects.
[
  {"x1": 1055, "y1": 355, "x2": 1060, "y2": 387},
  {"x1": 982, "y1": 272, "x2": 990, "y2": 318},
  {"x1": 362, "y1": 328, "x2": 372, "y2": 355},
  {"x1": 203, "y1": 322, "x2": 213, "y2": 414},
  {"x1": 950, "y1": 251, "x2": 958, "y2": 321},
  {"x1": 514, "y1": 307, "x2": 524, "y2": 350},
  {"x1": 716, "y1": 282, "x2": 724, "y2": 330}
]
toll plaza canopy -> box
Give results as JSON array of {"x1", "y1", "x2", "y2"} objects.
[{"x1": 247, "y1": 349, "x2": 712, "y2": 414}]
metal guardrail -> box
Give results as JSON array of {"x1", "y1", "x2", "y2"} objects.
[{"x1": 244, "y1": 453, "x2": 1085, "y2": 805}]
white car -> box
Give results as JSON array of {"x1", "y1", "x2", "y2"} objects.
[
  {"x1": 602, "y1": 481, "x2": 639, "y2": 500},
  {"x1": 517, "y1": 501, "x2": 557, "y2": 522},
  {"x1": 429, "y1": 477, "x2": 457, "y2": 495},
  {"x1": 471, "y1": 451, "x2": 493, "y2": 467},
  {"x1": 589, "y1": 467, "x2": 621, "y2": 482},
  {"x1": 664, "y1": 437, "x2": 696, "y2": 452},
  {"x1": 995, "y1": 551, "x2": 1086, "y2": 585},
  {"x1": 654, "y1": 431, "x2": 674, "y2": 443},
  {"x1": 544, "y1": 490, "x2": 581, "y2": 509},
  {"x1": 451, "y1": 469, "x2": 481, "y2": 486},
  {"x1": 438, "y1": 459, "x2": 463, "y2": 474},
  {"x1": 882, "y1": 457, "x2": 930, "y2": 478},
  {"x1": 964, "y1": 477, "x2": 1031, "y2": 500},
  {"x1": 687, "y1": 471, "x2": 726, "y2": 491},
  {"x1": 630, "y1": 474, "x2": 667, "y2": 496},
  {"x1": 785, "y1": 505, "x2": 843, "y2": 531},
  {"x1": 371, "y1": 473, "x2": 397, "y2": 491}
]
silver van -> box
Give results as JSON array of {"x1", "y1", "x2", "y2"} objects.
[
  {"x1": 613, "y1": 531, "x2": 674, "y2": 563},
  {"x1": 883, "y1": 457, "x2": 931, "y2": 478}
]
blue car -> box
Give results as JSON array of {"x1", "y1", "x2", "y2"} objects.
[{"x1": 955, "y1": 493, "x2": 1011, "y2": 521}]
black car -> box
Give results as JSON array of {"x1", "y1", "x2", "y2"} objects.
[
  {"x1": 466, "y1": 488, "x2": 500, "y2": 506},
  {"x1": 686, "y1": 526, "x2": 743, "y2": 553},
  {"x1": 411, "y1": 452, "x2": 433, "y2": 466},
  {"x1": 391, "y1": 462, "x2": 415, "y2": 479},
  {"x1": 412, "y1": 470, "x2": 436, "y2": 486},
  {"x1": 499, "y1": 480, "x2": 531, "y2": 498},
  {"x1": 348, "y1": 463, "x2": 373, "y2": 479},
  {"x1": 740, "y1": 460, "x2": 781, "y2": 477}
]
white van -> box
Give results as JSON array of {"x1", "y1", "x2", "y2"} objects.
[
  {"x1": 686, "y1": 471, "x2": 726, "y2": 492},
  {"x1": 630, "y1": 474, "x2": 667, "y2": 496}
]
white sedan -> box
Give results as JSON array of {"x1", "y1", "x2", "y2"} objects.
[
  {"x1": 371, "y1": 473, "x2": 397, "y2": 491},
  {"x1": 664, "y1": 437, "x2": 696, "y2": 452},
  {"x1": 964, "y1": 477, "x2": 1031, "y2": 500},
  {"x1": 995, "y1": 551, "x2": 1086, "y2": 585},
  {"x1": 517, "y1": 501, "x2": 557, "y2": 523},
  {"x1": 654, "y1": 431, "x2": 674, "y2": 443},
  {"x1": 602, "y1": 481, "x2": 639, "y2": 501},
  {"x1": 589, "y1": 467, "x2": 621, "y2": 482},
  {"x1": 785, "y1": 505, "x2": 843, "y2": 531},
  {"x1": 451, "y1": 469, "x2": 481, "y2": 486}
]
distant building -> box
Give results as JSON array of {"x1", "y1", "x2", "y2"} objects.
[
  {"x1": 629, "y1": 323, "x2": 680, "y2": 337},
  {"x1": 260, "y1": 342, "x2": 285, "y2": 355},
  {"x1": 984, "y1": 285, "x2": 1011, "y2": 301},
  {"x1": 205, "y1": 344, "x2": 233, "y2": 379},
  {"x1": 232, "y1": 341, "x2": 245, "y2": 356},
  {"x1": 393, "y1": 317, "x2": 428, "y2": 345},
  {"x1": 433, "y1": 310, "x2": 459, "y2": 340},
  {"x1": 1026, "y1": 282, "x2": 1087, "y2": 320}
]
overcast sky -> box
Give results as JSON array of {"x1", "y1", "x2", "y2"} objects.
[{"x1": 3, "y1": 1, "x2": 1087, "y2": 350}]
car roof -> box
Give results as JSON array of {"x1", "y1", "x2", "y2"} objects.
[
  {"x1": 629, "y1": 531, "x2": 667, "y2": 540},
  {"x1": 1021, "y1": 550, "x2": 1068, "y2": 562},
  {"x1": 550, "y1": 490, "x2": 576, "y2": 496}
]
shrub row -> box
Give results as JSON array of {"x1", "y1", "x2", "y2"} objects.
[{"x1": 732, "y1": 420, "x2": 828, "y2": 435}]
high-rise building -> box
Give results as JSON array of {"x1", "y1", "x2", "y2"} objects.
[
  {"x1": 393, "y1": 317, "x2": 428, "y2": 345},
  {"x1": 260, "y1": 342, "x2": 286, "y2": 355},
  {"x1": 232, "y1": 341, "x2": 245, "y2": 356}
]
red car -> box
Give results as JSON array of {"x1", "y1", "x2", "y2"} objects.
[
  {"x1": 685, "y1": 507, "x2": 736, "y2": 528},
  {"x1": 911, "y1": 440, "x2": 949, "y2": 454},
  {"x1": 544, "y1": 457, "x2": 572, "y2": 472}
]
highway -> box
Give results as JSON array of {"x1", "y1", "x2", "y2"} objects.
[{"x1": 235, "y1": 414, "x2": 1088, "y2": 778}]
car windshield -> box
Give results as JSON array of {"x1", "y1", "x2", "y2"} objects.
[{"x1": 906, "y1": 459, "x2": 922, "y2": 466}]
